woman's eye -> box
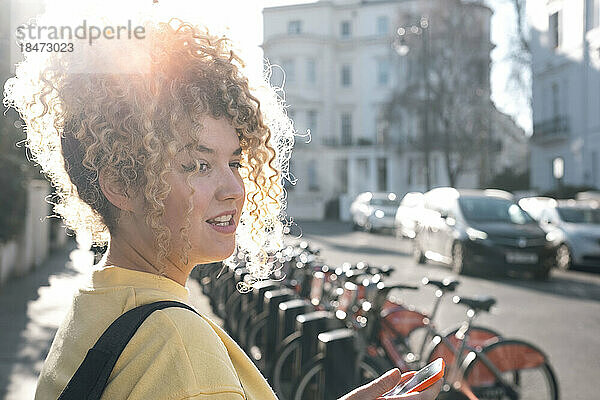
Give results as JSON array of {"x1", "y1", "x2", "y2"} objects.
[
  {"x1": 230, "y1": 161, "x2": 243, "y2": 169},
  {"x1": 182, "y1": 161, "x2": 209, "y2": 173}
]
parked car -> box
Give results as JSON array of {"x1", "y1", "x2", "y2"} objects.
[
  {"x1": 350, "y1": 192, "x2": 399, "y2": 233},
  {"x1": 536, "y1": 200, "x2": 600, "y2": 270},
  {"x1": 517, "y1": 196, "x2": 556, "y2": 221},
  {"x1": 394, "y1": 192, "x2": 424, "y2": 239},
  {"x1": 413, "y1": 187, "x2": 556, "y2": 279}
]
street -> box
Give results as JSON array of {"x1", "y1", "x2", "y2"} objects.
[
  {"x1": 1, "y1": 221, "x2": 599, "y2": 399},
  {"x1": 290, "y1": 220, "x2": 600, "y2": 400}
]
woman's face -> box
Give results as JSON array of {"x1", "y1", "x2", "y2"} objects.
[{"x1": 146, "y1": 117, "x2": 246, "y2": 265}]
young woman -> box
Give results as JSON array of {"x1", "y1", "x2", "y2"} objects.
[{"x1": 4, "y1": 6, "x2": 441, "y2": 400}]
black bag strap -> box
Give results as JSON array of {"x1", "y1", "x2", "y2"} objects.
[{"x1": 58, "y1": 300, "x2": 200, "y2": 400}]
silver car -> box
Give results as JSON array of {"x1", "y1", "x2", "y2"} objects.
[
  {"x1": 394, "y1": 192, "x2": 424, "y2": 239},
  {"x1": 350, "y1": 192, "x2": 399, "y2": 233},
  {"x1": 538, "y1": 201, "x2": 600, "y2": 270}
]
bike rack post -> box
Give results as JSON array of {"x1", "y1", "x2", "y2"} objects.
[
  {"x1": 318, "y1": 329, "x2": 358, "y2": 400},
  {"x1": 262, "y1": 288, "x2": 296, "y2": 371},
  {"x1": 277, "y1": 299, "x2": 312, "y2": 346},
  {"x1": 295, "y1": 311, "x2": 342, "y2": 378}
]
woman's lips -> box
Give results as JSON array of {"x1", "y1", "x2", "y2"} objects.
[{"x1": 205, "y1": 217, "x2": 236, "y2": 234}]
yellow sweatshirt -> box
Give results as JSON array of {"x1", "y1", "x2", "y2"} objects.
[{"x1": 34, "y1": 266, "x2": 278, "y2": 400}]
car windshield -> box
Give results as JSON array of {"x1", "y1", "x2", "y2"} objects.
[
  {"x1": 557, "y1": 207, "x2": 600, "y2": 224},
  {"x1": 459, "y1": 197, "x2": 534, "y2": 224},
  {"x1": 370, "y1": 198, "x2": 400, "y2": 207}
]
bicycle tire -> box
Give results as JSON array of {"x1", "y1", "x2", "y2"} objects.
[
  {"x1": 247, "y1": 314, "x2": 269, "y2": 366},
  {"x1": 224, "y1": 290, "x2": 243, "y2": 338},
  {"x1": 272, "y1": 333, "x2": 302, "y2": 400},
  {"x1": 292, "y1": 356, "x2": 326, "y2": 400},
  {"x1": 425, "y1": 325, "x2": 502, "y2": 367},
  {"x1": 358, "y1": 355, "x2": 393, "y2": 384},
  {"x1": 462, "y1": 339, "x2": 559, "y2": 400}
]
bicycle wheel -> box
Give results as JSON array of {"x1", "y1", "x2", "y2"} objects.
[
  {"x1": 246, "y1": 314, "x2": 268, "y2": 368},
  {"x1": 462, "y1": 339, "x2": 559, "y2": 400},
  {"x1": 358, "y1": 355, "x2": 393, "y2": 384},
  {"x1": 272, "y1": 333, "x2": 302, "y2": 400},
  {"x1": 224, "y1": 290, "x2": 243, "y2": 338},
  {"x1": 292, "y1": 357, "x2": 326, "y2": 400},
  {"x1": 426, "y1": 325, "x2": 502, "y2": 367}
]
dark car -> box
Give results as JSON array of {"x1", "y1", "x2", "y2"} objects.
[{"x1": 413, "y1": 188, "x2": 556, "y2": 279}]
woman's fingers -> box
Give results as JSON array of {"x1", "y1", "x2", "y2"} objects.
[
  {"x1": 398, "y1": 371, "x2": 417, "y2": 384},
  {"x1": 338, "y1": 368, "x2": 402, "y2": 400},
  {"x1": 383, "y1": 378, "x2": 443, "y2": 400}
]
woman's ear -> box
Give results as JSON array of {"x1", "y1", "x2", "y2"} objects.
[{"x1": 98, "y1": 169, "x2": 135, "y2": 212}]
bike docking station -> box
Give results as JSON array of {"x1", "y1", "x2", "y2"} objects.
[
  {"x1": 196, "y1": 241, "x2": 560, "y2": 400},
  {"x1": 248, "y1": 287, "x2": 295, "y2": 373},
  {"x1": 277, "y1": 299, "x2": 312, "y2": 351},
  {"x1": 296, "y1": 311, "x2": 344, "y2": 373},
  {"x1": 317, "y1": 328, "x2": 359, "y2": 400}
]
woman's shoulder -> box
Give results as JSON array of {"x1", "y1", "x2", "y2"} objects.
[
  {"x1": 140, "y1": 305, "x2": 231, "y2": 361},
  {"x1": 107, "y1": 305, "x2": 245, "y2": 398}
]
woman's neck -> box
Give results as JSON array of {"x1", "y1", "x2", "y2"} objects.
[{"x1": 99, "y1": 235, "x2": 190, "y2": 287}]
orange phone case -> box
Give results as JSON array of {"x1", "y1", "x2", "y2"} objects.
[{"x1": 405, "y1": 358, "x2": 445, "y2": 394}]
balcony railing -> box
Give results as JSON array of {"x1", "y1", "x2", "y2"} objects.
[
  {"x1": 532, "y1": 116, "x2": 570, "y2": 141},
  {"x1": 321, "y1": 136, "x2": 406, "y2": 147}
]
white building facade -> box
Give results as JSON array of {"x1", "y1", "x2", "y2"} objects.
[
  {"x1": 263, "y1": 0, "x2": 525, "y2": 220},
  {"x1": 529, "y1": 0, "x2": 600, "y2": 192}
]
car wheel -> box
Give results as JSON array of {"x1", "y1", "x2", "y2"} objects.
[
  {"x1": 556, "y1": 244, "x2": 572, "y2": 271},
  {"x1": 395, "y1": 227, "x2": 403, "y2": 239},
  {"x1": 365, "y1": 221, "x2": 373, "y2": 233},
  {"x1": 534, "y1": 267, "x2": 551, "y2": 280},
  {"x1": 413, "y1": 242, "x2": 426, "y2": 264},
  {"x1": 352, "y1": 220, "x2": 360, "y2": 231},
  {"x1": 452, "y1": 242, "x2": 471, "y2": 275}
]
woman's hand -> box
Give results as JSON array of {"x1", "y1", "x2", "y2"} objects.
[{"x1": 338, "y1": 369, "x2": 442, "y2": 400}]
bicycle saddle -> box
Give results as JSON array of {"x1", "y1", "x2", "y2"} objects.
[
  {"x1": 367, "y1": 264, "x2": 395, "y2": 276},
  {"x1": 422, "y1": 277, "x2": 460, "y2": 292},
  {"x1": 376, "y1": 282, "x2": 419, "y2": 291},
  {"x1": 452, "y1": 296, "x2": 496, "y2": 312}
]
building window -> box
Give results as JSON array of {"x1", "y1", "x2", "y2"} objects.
[
  {"x1": 377, "y1": 16, "x2": 389, "y2": 36},
  {"x1": 308, "y1": 161, "x2": 319, "y2": 191},
  {"x1": 592, "y1": 151, "x2": 598, "y2": 186},
  {"x1": 376, "y1": 59, "x2": 389, "y2": 86},
  {"x1": 552, "y1": 82, "x2": 559, "y2": 117},
  {"x1": 282, "y1": 58, "x2": 296, "y2": 83},
  {"x1": 288, "y1": 20, "x2": 302, "y2": 35},
  {"x1": 306, "y1": 58, "x2": 316, "y2": 84},
  {"x1": 477, "y1": 62, "x2": 487, "y2": 86},
  {"x1": 549, "y1": 11, "x2": 561, "y2": 48},
  {"x1": 341, "y1": 113, "x2": 352, "y2": 145},
  {"x1": 375, "y1": 110, "x2": 389, "y2": 145},
  {"x1": 377, "y1": 158, "x2": 387, "y2": 191},
  {"x1": 336, "y1": 159, "x2": 348, "y2": 193},
  {"x1": 431, "y1": 156, "x2": 439, "y2": 185},
  {"x1": 357, "y1": 159, "x2": 369, "y2": 191},
  {"x1": 340, "y1": 21, "x2": 351, "y2": 38},
  {"x1": 307, "y1": 110, "x2": 317, "y2": 137},
  {"x1": 284, "y1": 159, "x2": 296, "y2": 191},
  {"x1": 341, "y1": 64, "x2": 352, "y2": 87}
]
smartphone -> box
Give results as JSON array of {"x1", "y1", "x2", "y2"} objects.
[{"x1": 379, "y1": 358, "x2": 445, "y2": 398}]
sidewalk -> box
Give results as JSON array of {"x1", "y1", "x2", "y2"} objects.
[{"x1": 0, "y1": 242, "x2": 220, "y2": 400}]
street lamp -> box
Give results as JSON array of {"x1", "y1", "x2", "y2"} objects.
[
  {"x1": 394, "y1": 16, "x2": 432, "y2": 190},
  {"x1": 553, "y1": 157, "x2": 564, "y2": 196}
]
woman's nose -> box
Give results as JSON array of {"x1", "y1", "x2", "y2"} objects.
[{"x1": 215, "y1": 166, "x2": 245, "y2": 201}]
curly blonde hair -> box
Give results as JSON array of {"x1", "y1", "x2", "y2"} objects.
[{"x1": 3, "y1": 6, "x2": 296, "y2": 280}]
